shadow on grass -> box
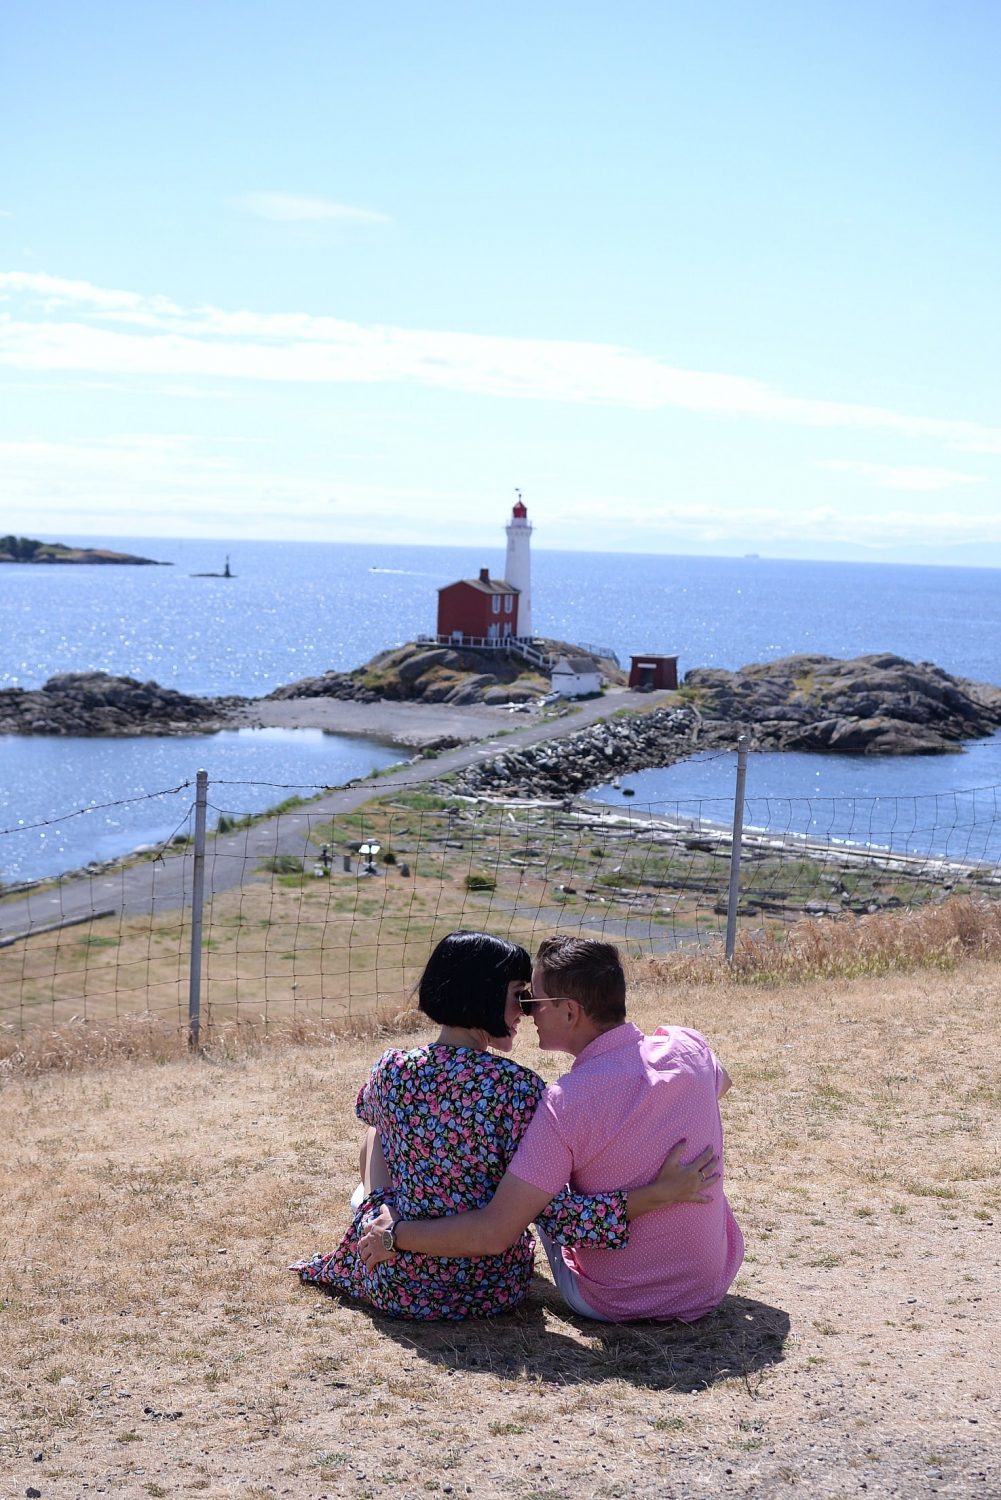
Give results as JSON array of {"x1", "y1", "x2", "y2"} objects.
[{"x1": 312, "y1": 1278, "x2": 789, "y2": 1393}]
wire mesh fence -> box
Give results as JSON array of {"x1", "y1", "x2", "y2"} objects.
[{"x1": 4, "y1": 761, "x2": 1001, "y2": 1049}]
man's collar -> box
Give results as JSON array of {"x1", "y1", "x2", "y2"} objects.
[{"x1": 570, "y1": 1020, "x2": 641, "y2": 1069}]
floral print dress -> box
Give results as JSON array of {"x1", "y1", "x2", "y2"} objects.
[{"x1": 293, "y1": 1043, "x2": 630, "y2": 1319}]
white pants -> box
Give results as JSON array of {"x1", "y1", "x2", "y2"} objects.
[{"x1": 535, "y1": 1228, "x2": 611, "y2": 1321}]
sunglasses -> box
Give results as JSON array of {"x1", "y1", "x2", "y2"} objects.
[{"x1": 517, "y1": 992, "x2": 575, "y2": 1015}]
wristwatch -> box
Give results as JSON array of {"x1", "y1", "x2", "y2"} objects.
[{"x1": 381, "y1": 1223, "x2": 398, "y2": 1253}]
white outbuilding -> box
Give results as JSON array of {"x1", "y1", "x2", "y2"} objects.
[{"x1": 550, "y1": 655, "x2": 602, "y2": 699}]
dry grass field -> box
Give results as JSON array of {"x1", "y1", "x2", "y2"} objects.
[{"x1": 2, "y1": 944, "x2": 999, "y2": 1499}]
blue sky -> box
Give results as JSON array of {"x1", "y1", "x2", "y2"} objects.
[{"x1": 2, "y1": 1, "x2": 1000, "y2": 561}]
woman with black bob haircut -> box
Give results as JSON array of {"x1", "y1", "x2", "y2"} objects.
[
  {"x1": 293, "y1": 930, "x2": 707, "y2": 1320},
  {"x1": 417, "y1": 930, "x2": 530, "y2": 1043}
]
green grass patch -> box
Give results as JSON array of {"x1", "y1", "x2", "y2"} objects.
[
  {"x1": 258, "y1": 855, "x2": 304, "y2": 876},
  {"x1": 386, "y1": 792, "x2": 465, "y2": 813}
]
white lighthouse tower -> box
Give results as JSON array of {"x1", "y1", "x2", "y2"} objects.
[{"x1": 504, "y1": 489, "x2": 533, "y2": 638}]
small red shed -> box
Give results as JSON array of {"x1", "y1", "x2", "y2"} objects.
[
  {"x1": 437, "y1": 568, "x2": 520, "y2": 643},
  {"x1": 629, "y1": 654, "x2": 679, "y2": 691}
]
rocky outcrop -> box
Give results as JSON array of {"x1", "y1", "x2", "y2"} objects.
[
  {"x1": 0, "y1": 673, "x2": 239, "y2": 736},
  {"x1": 265, "y1": 640, "x2": 617, "y2": 707},
  {"x1": 6, "y1": 652, "x2": 1001, "y2": 758},
  {"x1": 447, "y1": 705, "x2": 700, "y2": 798},
  {"x1": 683, "y1": 654, "x2": 1001, "y2": 756},
  {"x1": 442, "y1": 653, "x2": 1001, "y2": 801}
]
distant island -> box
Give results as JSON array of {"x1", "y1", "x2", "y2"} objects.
[{"x1": 0, "y1": 534, "x2": 170, "y2": 566}]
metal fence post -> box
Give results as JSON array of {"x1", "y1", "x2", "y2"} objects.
[
  {"x1": 725, "y1": 737, "x2": 748, "y2": 962},
  {"x1": 188, "y1": 769, "x2": 208, "y2": 1050}
]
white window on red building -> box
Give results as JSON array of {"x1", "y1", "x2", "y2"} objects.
[
  {"x1": 491, "y1": 594, "x2": 501, "y2": 614},
  {"x1": 504, "y1": 594, "x2": 513, "y2": 613}
]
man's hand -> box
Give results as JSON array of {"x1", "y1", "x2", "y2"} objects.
[{"x1": 357, "y1": 1204, "x2": 398, "y2": 1271}]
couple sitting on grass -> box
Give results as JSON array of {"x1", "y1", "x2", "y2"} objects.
[{"x1": 292, "y1": 931, "x2": 743, "y2": 1323}]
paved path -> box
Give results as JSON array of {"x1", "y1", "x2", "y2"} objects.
[{"x1": 0, "y1": 689, "x2": 674, "y2": 941}]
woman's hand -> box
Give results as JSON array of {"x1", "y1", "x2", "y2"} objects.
[
  {"x1": 623, "y1": 1140, "x2": 720, "y2": 1221},
  {"x1": 357, "y1": 1204, "x2": 399, "y2": 1271},
  {"x1": 655, "y1": 1140, "x2": 720, "y2": 1204}
]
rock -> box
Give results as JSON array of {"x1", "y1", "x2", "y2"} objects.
[
  {"x1": 264, "y1": 639, "x2": 619, "y2": 708},
  {"x1": 396, "y1": 649, "x2": 451, "y2": 684},
  {"x1": 444, "y1": 674, "x2": 497, "y2": 705},
  {"x1": 482, "y1": 684, "x2": 538, "y2": 704},
  {"x1": 824, "y1": 717, "x2": 950, "y2": 756},
  {"x1": 265, "y1": 671, "x2": 352, "y2": 701},
  {"x1": 441, "y1": 651, "x2": 1001, "y2": 801},
  {"x1": 685, "y1": 654, "x2": 1001, "y2": 756},
  {"x1": 446, "y1": 705, "x2": 700, "y2": 799},
  {"x1": 418, "y1": 674, "x2": 466, "y2": 703},
  {"x1": 0, "y1": 672, "x2": 229, "y2": 737}
]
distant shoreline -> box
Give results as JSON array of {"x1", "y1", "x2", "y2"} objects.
[{"x1": 0, "y1": 535, "x2": 169, "y2": 566}]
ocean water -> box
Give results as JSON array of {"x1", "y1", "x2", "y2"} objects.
[
  {"x1": 1, "y1": 728, "x2": 402, "y2": 885},
  {"x1": 587, "y1": 746, "x2": 1001, "y2": 867},
  {"x1": 4, "y1": 537, "x2": 1001, "y2": 695},
  {"x1": 3, "y1": 536, "x2": 1001, "y2": 882}
]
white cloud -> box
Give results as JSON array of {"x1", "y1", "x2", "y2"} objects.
[
  {"x1": 229, "y1": 192, "x2": 390, "y2": 224},
  {"x1": 549, "y1": 490, "x2": 1001, "y2": 555},
  {"x1": 818, "y1": 460, "x2": 985, "y2": 492},
  {"x1": 0, "y1": 434, "x2": 466, "y2": 541},
  {"x1": 1, "y1": 434, "x2": 997, "y2": 554},
  {"x1": 3, "y1": 272, "x2": 1001, "y2": 461}
]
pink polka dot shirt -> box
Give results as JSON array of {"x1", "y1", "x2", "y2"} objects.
[{"x1": 508, "y1": 1022, "x2": 744, "y2": 1322}]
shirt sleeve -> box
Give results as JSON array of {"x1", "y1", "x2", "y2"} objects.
[
  {"x1": 534, "y1": 1187, "x2": 630, "y2": 1249},
  {"x1": 492, "y1": 1061, "x2": 549, "y2": 1158},
  {"x1": 355, "y1": 1052, "x2": 388, "y2": 1127},
  {"x1": 711, "y1": 1049, "x2": 727, "y2": 1098},
  {"x1": 507, "y1": 1087, "x2": 574, "y2": 1196},
  {"x1": 656, "y1": 1024, "x2": 726, "y2": 1096}
]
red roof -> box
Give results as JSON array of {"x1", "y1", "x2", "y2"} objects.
[{"x1": 438, "y1": 577, "x2": 519, "y2": 596}]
